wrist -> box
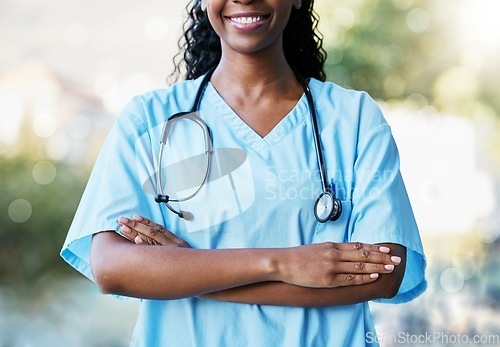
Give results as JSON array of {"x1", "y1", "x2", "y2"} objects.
[{"x1": 264, "y1": 247, "x2": 290, "y2": 282}]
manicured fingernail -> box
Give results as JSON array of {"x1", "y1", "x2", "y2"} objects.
[
  {"x1": 384, "y1": 264, "x2": 395, "y2": 271},
  {"x1": 133, "y1": 215, "x2": 143, "y2": 221},
  {"x1": 135, "y1": 236, "x2": 143, "y2": 244},
  {"x1": 121, "y1": 225, "x2": 131, "y2": 233},
  {"x1": 379, "y1": 246, "x2": 390, "y2": 253},
  {"x1": 118, "y1": 216, "x2": 129, "y2": 224},
  {"x1": 370, "y1": 273, "x2": 379, "y2": 279},
  {"x1": 391, "y1": 256, "x2": 401, "y2": 264}
]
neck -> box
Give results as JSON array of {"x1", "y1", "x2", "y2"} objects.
[{"x1": 211, "y1": 43, "x2": 300, "y2": 98}]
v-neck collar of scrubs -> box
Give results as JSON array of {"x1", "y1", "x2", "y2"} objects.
[{"x1": 203, "y1": 82, "x2": 309, "y2": 152}]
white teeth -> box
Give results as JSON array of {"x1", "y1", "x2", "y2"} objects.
[{"x1": 230, "y1": 16, "x2": 263, "y2": 24}]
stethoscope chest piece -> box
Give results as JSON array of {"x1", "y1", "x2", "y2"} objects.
[{"x1": 314, "y1": 191, "x2": 342, "y2": 223}]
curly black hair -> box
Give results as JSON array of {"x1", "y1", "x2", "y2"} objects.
[{"x1": 169, "y1": 0, "x2": 327, "y2": 83}]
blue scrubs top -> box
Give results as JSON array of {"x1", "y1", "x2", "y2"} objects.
[{"x1": 61, "y1": 75, "x2": 426, "y2": 347}]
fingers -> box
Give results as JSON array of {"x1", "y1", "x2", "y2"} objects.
[
  {"x1": 334, "y1": 242, "x2": 390, "y2": 255},
  {"x1": 134, "y1": 234, "x2": 159, "y2": 245},
  {"x1": 119, "y1": 218, "x2": 166, "y2": 245},
  {"x1": 330, "y1": 242, "x2": 402, "y2": 284},
  {"x1": 332, "y1": 242, "x2": 401, "y2": 265},
  {"x1": 132, "y1": 215, "x2": 190, "y2": 247},
  {"x1": 329, "y1": 273, "x2": 380, "y2": 287},
  {"x1": 129, "y1": 215, "x2": 171, "y2": 242},
  {"x1": 299, "y1": 242, "x2": 402, "y2": 287},
  {"x1": 339, "y1": 249, "x2": 401, "y2": 266},
  {"x1": 118, "y1": 215, "x2": 191, "y2": 248},
  {"x1": 335, "y1": 261, "x2": 396, "y2": 275}
]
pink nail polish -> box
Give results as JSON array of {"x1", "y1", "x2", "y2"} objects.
[
  {"x1": 370, "y1": 273, "x2": 379, "y2": 279},
  {"x1": 133, "y1": 215, "x2": 143, "y2": 221},
  {"x1": 391, "y1": 256, "x2": 401, "y2": 264},
  {"x1": 118, "y1": 216, "x2": 129, "y2": 224},
  {"x1": 379, "y1": 246, "x2": 390, "y2": 253},
  {"x1": 121, "y1": 225, "x2": 131, "y2": 233},
  {"x1": 384, "y1": 265, "x2": 395, "y2": 271}
]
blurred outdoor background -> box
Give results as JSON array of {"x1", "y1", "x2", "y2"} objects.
[{"x1": 1, "y1": 0, "x2": 499, "y2": 346}]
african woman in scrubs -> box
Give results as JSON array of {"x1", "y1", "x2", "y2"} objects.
[{"x1": 61, "y1": 0, "x2": 426, "y2": 345}]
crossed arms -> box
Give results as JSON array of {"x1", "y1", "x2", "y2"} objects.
[{"x1": 90, "y1": 215, "x2": 406, "y2": 307}]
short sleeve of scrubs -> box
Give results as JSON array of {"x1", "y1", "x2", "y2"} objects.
[
  {"x1": 60, "y1": 96, "x2": 160, "y2": 287},
  {"x1": 348, "y1": 99, "x2": 427, "y2": 304}
]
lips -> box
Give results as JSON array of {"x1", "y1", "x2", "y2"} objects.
[
  {"x1": 227, "y1": 15, "x2": 269, "y2": 24},
  {"x1": 225, "y1": 13, "x2": 271, "y2": 29}
]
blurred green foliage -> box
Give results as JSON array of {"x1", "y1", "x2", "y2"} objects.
[
  {"x1": 321, "y1": 0, "x2": 500, "y2": 116},
  {"x1": 0, "y1": 148, "x2": 88, "y2": 285},
  {"x1": 323, "y1": 0, "x2": 431, "y2": 98}
]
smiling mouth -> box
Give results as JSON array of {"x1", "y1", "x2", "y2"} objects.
[{"x1": 226, "y1": 15, "x2": 270, "y2": 24}]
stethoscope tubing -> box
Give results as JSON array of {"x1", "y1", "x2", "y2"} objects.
[
  {"x1": 295, "y1": 75, "x2": 329, "y2": 194},
  {"x1": 157, "y1": 113, "x2": 213, "y2": 203},
  {"x1": 156, "y1": 66, "x2": 341, "y2": 222}
]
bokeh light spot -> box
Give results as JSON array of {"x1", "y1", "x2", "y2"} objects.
[
  {"x1": 416, "y1": 105, "x2": 441, "y2": 130},
  {"x1": 64, "y1": 23, "x2": 89, "y2": 47},
  {"x1": 144, "y1": 16, "x2": 169, "y2": 40},
  {"x1": 46, "y1": 134, "x2": 70, "y2": 161},
  {"x1": 66, "y1": 114, "x2": 91, "y2": 140},
  {"x1": 33, "y1": 113, "x2": 57, "y2": 138},
  {"x1": 328, "y1": 50, "x2": 344, "y2": 65},
  {"x1": 405, "y1": 93, "x2": 428, "y2": 110},
  {"x1": 8, "y1": 199, "x2": 33, "y2": 223},
  {"x1": 475, "y1": 218, "x2": 500, "y2": 243},
  {"x1": 440, "y1": 268, "x2": 464, "y2": 293},
  {"x1": 453, "y1": 255, "x2": 477, "y2": 280},
  {"x1": 32, "y1": 161, "x2": 57, "y2": 185},
  {"x1": 406, "y1": 8, "x2": 431, "y2": 33},
  {"x1": 331, "y1": 7, "x2": 356, "y2": 31}
]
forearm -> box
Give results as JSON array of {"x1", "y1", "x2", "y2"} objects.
[
  {"x1": 95, "y1": 219, "x2": 402, "y2": 302},
  {"x1": 200, "y1": 281, "x2": 375, "y2": 307},
  {"x1": 201, "y1": 243, "x2": 406, "y2": 307},
  {"x1": 90, "y1": 231, "x2": 277, "y2": 300},
  {"x1": 201, "y1": 275, "x2": 390, "y2": 307}
]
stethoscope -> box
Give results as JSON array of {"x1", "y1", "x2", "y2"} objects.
[{"x1": 155, "y1": 67, "x2": 342, "y2": 223}]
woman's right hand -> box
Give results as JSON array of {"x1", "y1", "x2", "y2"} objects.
[
  {"x1": 274, "y1": 242, "x2": 401, "y2": 288},
  {"x1": 118, "y1": 215, "x2": 191, "y2": 248}
]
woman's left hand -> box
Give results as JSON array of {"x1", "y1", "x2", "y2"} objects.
[{"x1": 118, "y1": 215, "x2": 191, "y2": 248}]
